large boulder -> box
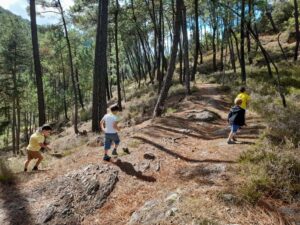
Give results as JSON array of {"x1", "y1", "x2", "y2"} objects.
[
  {"x1": 32, "y1": 164, "x2": 118, "y2": 224},
  {"x1": 187, "y1": 110, "x2": 221, "y2": 122}
]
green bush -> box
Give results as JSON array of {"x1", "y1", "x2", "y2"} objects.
[
  {"x1": 79, "y1": 109, "x2": 91, "y2": 122},
  {"x1": 239, "y1": 144, "x2": 300, "y2": 203}
]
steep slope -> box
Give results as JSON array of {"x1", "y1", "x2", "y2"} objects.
[{"x1": 1, "y1": 83, "x2": 298, "y2": 225}]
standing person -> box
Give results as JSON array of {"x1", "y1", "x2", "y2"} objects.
[
  {"x1": 236, "y1": 86, "x2": 250, "y2": 110},
  {"x1": 227, "y1": 98, "x2": 245, "y2": 144},
  {"x1": 24, "y1": 124, "x2": 52, "y2": 171},
  {"x1": 100, "y1": 105, "x2": 121, "y2": 161}
]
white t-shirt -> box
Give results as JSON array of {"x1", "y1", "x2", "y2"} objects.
[{"x1": 102, "y1": 114, "x2": 118, "y2": 133}]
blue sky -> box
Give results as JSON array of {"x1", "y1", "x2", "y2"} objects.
[{"x1": 0, "y1": 0, "x2": 74, "y2": 25}]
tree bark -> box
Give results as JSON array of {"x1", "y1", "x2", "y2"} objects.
[
  {"x1": 29, "y1": 0, "x2": 46, "y2": 126},
  {"x1": 92, "y1": 0, "x2": 109, "y2": 132},
  {"x1": 294, "y1": 0, "x2": 300, "y2": 61},
  {"x1": 58, "y1": 0, "x2": 79, "y2": 134},
  {"x1": 181, "y1": 1, "x2": 191, "y2": 95},
  {"x1": 240, "y1": 0, "x2": 247, "y2": 83},
  {"x1": 153, "y1": 0, "x2": 181, "y2": 117},
  {"x1": 192, "y1": 0, "x2": 200, "y2": 81},
  {"x1": 115, "y1": 0, "x2": 122, "y2": 110},
  {"x1": 60, "y1": 51, "x2": 69, "y2": 121}
]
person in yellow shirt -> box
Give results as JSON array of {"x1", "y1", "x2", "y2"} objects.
[
  {"x1": 24, "y1": 124, "x2": 52, "y2": 172},
  {"x1": 236, "y1": 87, "x2": 250, "y2": 110}
]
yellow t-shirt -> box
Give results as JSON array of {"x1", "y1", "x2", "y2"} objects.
[
  {"x1": 27, "y1": 132, "x2": 45, "y2": 152},
  {"x1": 236, "y1": 93, "x2": 251, "y2": 109}
]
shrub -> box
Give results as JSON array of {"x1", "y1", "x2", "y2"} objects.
[
  {"x1": 239, "y1": 143, "x2": 300, "y2": 203},
  {"x1": 79, "y1": 109, "x2": 91, "y2": 122}
]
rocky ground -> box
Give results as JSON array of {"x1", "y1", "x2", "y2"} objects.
[{"x1": 1, "y1": 83, "x2": 299, "y2": 225}]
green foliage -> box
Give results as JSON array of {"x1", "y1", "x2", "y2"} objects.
[
  {"x1": 272, "y1": 1, "x2": 294, "y2": 30},
  {"x1": 249, "y1": 79, "x2": 300, "y2": 146},
  {"x1": 79, "y1": 109, "x2": 91, "y2": 122},
  {"x1": 239, "y1": 143, "x2": 300, "y2": 203},
  {"x1": 193, "y1": 219, "x2": 219, "y2": 225},
  {"x1": 164, "y1": 107, "x2": 177, "y2": 115}
]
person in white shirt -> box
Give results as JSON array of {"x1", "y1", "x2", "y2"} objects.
[{"x1": 100, "y1": 105, "x2": 121, "y2": 161}]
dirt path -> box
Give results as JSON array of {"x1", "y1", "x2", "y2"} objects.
[
  {"x1": 84, "y1": 83, "x2": 270, "y2": 225},
  {"x1": 2, "y1": 83, "x2": 281, "y2": 225}
]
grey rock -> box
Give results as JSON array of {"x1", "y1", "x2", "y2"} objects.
[
  {"x1": 222, "y1": 194, "x2": 234, "y2": 202},
  {"x1": 187, "y1": 109, "x2": 221, "y2": 122},
  {"x1": 32, "y1": 164, "x2": 118, "y2": 224},
  {"x1": 40, "y1": 205, "x2": 55, "y2": 223},
  {"x1": 139, "y1": 161, "x2": 150, "y2": 172},
  {"x1": 154, "y1": 161, "x2": 160, "y2": 172}
]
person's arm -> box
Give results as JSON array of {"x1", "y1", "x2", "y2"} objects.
[
  {"x1": 228, "y1": 111, "x2": 232, "y2": 123},
  {"x1": 39, "y1": 142, "x2": 52, "y2": 151},
  {"x1": 100, "y1": 119, "x2": 105, "y2": 132}
]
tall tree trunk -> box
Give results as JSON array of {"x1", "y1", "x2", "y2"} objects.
[
  {"x1": 11, "y1": 103, "x2": 16, "y2": 155},
  {"x1": 121, "y1": 69, "x2": 127, "y2": 102},
  {"x1": 58, "y1": 0, "x2": 79, "y2": 134},
  {"x1": 157, "y1": 0, "x2": 164, "y2": 92},
  {"x1": 115, "y1": 0, "x2": 122, "y2": 110},
  {"x1": 230, "y1": 29, "x2": 241, "y2": 68},
  {"x1": 92, "y1": 0, "x2": 109, "y2": 132},
  {"x1": 60, "y1": 51, "x2": 69, "y2": 121},
  {"x1": 153, "y1": 0, "x2": 181, "y2": 117},
  {"x1": 30, "y1": 0, "x2": 46, "y2": 126},
  {"x1": 247, "y1": 24, "x2": 286, "y2": 107},
  {"x1": 220, "y1": 28, "x2": 225, "y2": 71},
  {"x1": 179, "y1": 37, "x2": 183, "y2": 84},
  {"x1": 294, "y1": 0, "x2": 300, "y2": 61},
  {"x1": 247, "y1": 0, "x2": 253, "y2": 64},
  {"x1": 240, "y1": 0, "x2": 246, "y2": 83},
  {"x1": 192, "y1": 0, "x2": 200, "y2": 81},
  {"x1": 229, "y1": 34, "x2": 237, "y2": 73},
  {"x1": 265, "y1": 11, "x2": 278, "y2": 33},
  {"x1": 16, "y1": 95, "x2": 20, "y2": 154},
  {"x1": 212, "y1": 25, "x2": 217, "y2": 71},
  {"x1": 75, "y1": 67, "x2": 84, "y2": 110},
  {"x1": 73, "y1": 47, "x2": 84, "y2": 110},
  {"x1": 181, "y1": 1, "x2": 190, "y2": 95}
]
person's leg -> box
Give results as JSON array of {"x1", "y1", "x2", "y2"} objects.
[
  {"x1": 33, "y1": 152, "x2": 43, "y2": 170},
  {"x1": 227, "y1": 131, "x2": 234, "y2": 142},
  {"x1": 227, "y1": 125, "x2": 238, "y2": 144},
  {"x1": 103, "y1": 134, "x2": 112, "y2": 161},
  {"x1": 24, "y1": 150, "x2": 33, "y2": 171},
  {"x1": 112, "y1": 134, "x2": 120, "y2": 156}
]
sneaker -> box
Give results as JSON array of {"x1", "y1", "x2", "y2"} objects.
[
  {"x1": 32, "y1": 166, "x2": 38, "y2": 171},
  {"x1": 24, "y1": 168, "x2": 27, "y2": 172},
  {"x1": 227, "y1": 140, "x2": 235, "y2": 144},
  {"x1": 103, "y1": 155, "x2": 111, "y2": 162},
  {"x1": 112, "y1": 148, "x2": 118, "y2": 156}
]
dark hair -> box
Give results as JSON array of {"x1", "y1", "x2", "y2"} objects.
[
  {"x1": 41, "y1": 124, "x2": 52, "y2": 131},
  {"x1": 110, "y1": 105, "x2": 120, "y2": 112},
  {"x1": 239, "y1": 87, "x2": 246, "y2": 92}
]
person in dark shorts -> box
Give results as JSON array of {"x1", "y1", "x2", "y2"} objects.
[
  {"x1": 100, "y1": 105, "x2": 121, "y2": 161},
  {"x1": 227, "y1": 98, "x2": 245, "y2": 144},
  {"x1": 24, "y1": 124, "x2": 52, "y2": 171}
]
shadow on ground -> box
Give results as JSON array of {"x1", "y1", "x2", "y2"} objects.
[
  {"x1": 133, "y1": 136, "x2": 236, "y2": 164},
  {"x1": 112, "y1": 159, "x2": 156, "y2": 182},
  {"x1": 0, "y1": 161, "x2": 32, "y2": 225}
]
